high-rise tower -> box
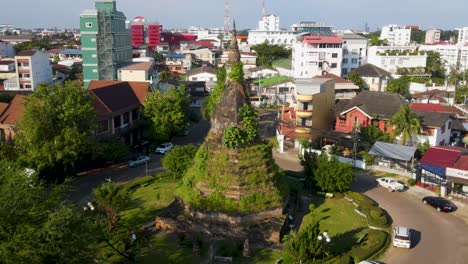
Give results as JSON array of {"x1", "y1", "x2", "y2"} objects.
[{"x1": 80, "y1": 0, "x2": 132, "y2": 89}]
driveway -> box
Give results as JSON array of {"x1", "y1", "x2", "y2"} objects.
[{"x1": 352, "y1": 173, "x2": 468, "y2": 264}]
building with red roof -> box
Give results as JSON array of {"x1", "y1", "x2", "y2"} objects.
[{"x1": 0, "y1": 94, "x2": 28, "y2": 141}]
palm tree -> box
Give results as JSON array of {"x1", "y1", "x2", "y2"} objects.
[{"x1": 389, "y1": 105, "x2": 421, "y2": 145}]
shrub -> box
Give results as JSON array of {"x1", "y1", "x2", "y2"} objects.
[
  {"x1": 407, "y1": 178, "x2": 416, "y2": 186},
  {"x1": 162, "y1": 144, "x2": 198, "y2": 177},
  {"x1": 345, "y1": 192, "x2": 389, "y2": 228},
  {"x1": 351, "y1": 230, "x2": 388, "y2": 262}
]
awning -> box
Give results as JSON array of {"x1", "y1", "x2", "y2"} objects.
[
  {"x1": 368, "y1": 141, "x2": 416, "y2": 161},
  {"x1": 420, "y1": 164, "x2": 446, "y2": 178}
]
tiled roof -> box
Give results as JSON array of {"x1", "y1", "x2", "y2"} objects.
[
  {"x1": 339, "y1": 91, "x2": 406, "y2": 119},
  {"x1": 186, "y1": 66, "x2": 215, "y2": 76},
  {"x1": 313, "y1": 73, "x2": 352, "y2": 83},
  {"x1": 414, "y1": 111, "x2": 452, "y2": 128},
  {"x1": 420, "y1": 146, "x2": 467, "y2": 168},
  {"x1": 411, "y1": 103, "x2": 448, "y2": 112},
  {"x1": 0, "y1": 95, "x2": 28, "y2": 125},
  {"x1": 52, "y1": 64, "x2": 71, "y2": 74},
  {"x1": 355, "y1": 64, "x2": 391, "y2": 78},
  {"x1": 88, "y1": 81, "x2": 150, "y2": 116},
  {"x1": 0, "y1": 61, "x2": 14, "y2": 65},
  {"x1": 17, "y1": 50, "x2": 36, "y2": 56},
  {"x1": 0, "y1": 103, "x2": 8, "y2": 115},
  {"x1": 452, "y1": 155, "x2": 468, "y2": 170},
  {"x1": 119, "y1": 62, "x2": 152, "y2": 71}
]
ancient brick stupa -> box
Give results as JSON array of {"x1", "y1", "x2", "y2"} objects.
[{"x1": 177, "y1": 22, "x2": 285, "y2": 242}]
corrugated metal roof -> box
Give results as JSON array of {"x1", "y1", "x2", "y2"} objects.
[
  {"x1": 164, "y1": 54, "x2": 185, "y2": 59},
  {"x1": 368, "y1": 141, "x2": 416, "y2": 161}
]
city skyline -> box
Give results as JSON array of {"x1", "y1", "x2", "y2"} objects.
[{"x1": 2, "y1": 0, "x2": 467, "y2": 31}]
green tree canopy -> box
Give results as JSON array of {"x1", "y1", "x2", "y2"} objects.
[
  {"x1": 159, "y1": 71, "x2": 174, "y2": 81},
  {"x1": 283, "y1": 221, "x2": 324, "y2": 263},
  {"x1": 313, "y1": 155, "x2": 355, "y2": 193},
  {"x1": 143, "y1": 86, "x2": 190, "y2": 141},
  {"x1": 386, "y1": 76, "x2": 411, "y2": 97},
  {"x1": 426, "y1": 51, "x2": 446, "y2": 81},
  {"x1": 16, "y1": 81, "x2": 96, "y2": 179},
  {"x1": 455, "y1": 85, "x2": 468, "y2": 104},
  {"x1": 348, "y1": 70, "x2": 366, "y2": 89},
  {"x1": 389, "y1": 105, "x2": 421, "y2": 145},
  {"x1": 359, "y1": 124, "x2": 392, "y2": 147},
  {"x1": 162, "y1": 144, "x2": 198, "y2": 177},
  {"x1": 202, "y1": 66, "x2": 227, "y2": 119},
  {"x1": 251, "y1": 42, "x2": 290, "y2": 67},
  {"x1": 0, "y1": 162, "x2": 98, "y2": 263},
  {"x1": 410, "y1": 29, "x2": 426, "y2": 44}
]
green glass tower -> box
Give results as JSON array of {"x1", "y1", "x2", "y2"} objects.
[{"x1": 80, "y1": 0, "x2": 132, "y2": 89}]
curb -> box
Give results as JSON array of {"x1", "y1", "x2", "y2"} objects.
[{"x1": 344, "y1": 196, "x2": 389, "y2": 232}]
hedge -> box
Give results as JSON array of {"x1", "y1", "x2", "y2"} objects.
[
  {"x1": 339, "y1": 230, "x2": 389, "y2": 263},
  {"x1": 345, "y1": 192, "x2": 389, "y2": 228}
]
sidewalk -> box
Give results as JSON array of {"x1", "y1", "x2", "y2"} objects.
[{"x1": 406, "y1": 185, "x2": 468, "y2": 224}]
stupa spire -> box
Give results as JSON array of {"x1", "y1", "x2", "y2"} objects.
[{"x1": 227, "y1": 20, "x2": 241, "y2": 65}]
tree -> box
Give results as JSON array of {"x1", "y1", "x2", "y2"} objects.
[
  {"x1": 53, "y1": 55, "x2": 60, "y2": 63},
  {"x1": 359, "y1": 124, "x2": 392, "y2": 147},
  {"x1": 455, "y1": 85, "x2": 468, "y2": 104},
  {"x1": 143, "y1": 86, "x2": 190, "y2": 141},
  {"x1": 0, "y1": 162, "x2": 98, "y2": 263},
  {"x1": 389, "y1": 105, "x2": 421, "y2": 145},
  {"x1": 93, "y1": 183, "x2": 130, "y2": 233},
  {"x1": 159, "y1": 71, "x2": 174, "y2": 81},
  {"x1": 426, "y1": 51, "x2": 446, "y2": 82},
  {"x1": 313, "y1": 155, "x2": 355, "y2": 193},
  {"x1": 417, "y1": 140, "x2": 430, "y2": 156},
  {"x1": 369, "y1": 36, "x2": 388, "y2": 46},
  {"x1": 251, "y1": 42, "x2": 290, "y2": 67},
  {"x1": 386, "y1": 76, "x2": 411, "y2": 97},
  {"x1": 348, "y1": 70, "x2": 366, "y2": 89},
  {"x1": 283, "y1": 222, "x2": 323, "y2": 263},
  {"x1": 410, "y1": 29, "x2": 426, "y2": 44},
  {"x1": 16, "y1": 81, "x2": 96, "y2": 180},
  {"x1": 162, "y1": 144, "x2": 198, "y2": 177},
  {"x1": 153, "y1": 51, "x2": 165, "y2": 63},
  {"x1": 96, "y1": 136, "x2": 131, "y2": 163}
]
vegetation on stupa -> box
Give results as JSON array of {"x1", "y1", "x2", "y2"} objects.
[{"x1": 177, "y1": 62, "x2": 285, "y2": 215}]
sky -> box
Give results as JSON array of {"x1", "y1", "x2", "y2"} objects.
[{"x1": 2, "y1": 0, "x2": 467, "y2": 31}]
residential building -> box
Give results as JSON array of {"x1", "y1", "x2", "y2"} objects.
[
  {"x1": 335, "y1": 91, "x2": 406, "y2": 134},
  {"x1": 313, "y1": 73, "x2": 359, "y2": 100},
  {"x1": 457, "y1": 27, "x2": 468, "y2": 45},
  {"x1": 118, "y1": 61, "x2": 158, "y2": 87},
  {"x1": 0, "y1": 60, "x2": 16, "y2": 81},
  {"x1": 379, "y1": 24, "x2": 412, "y2": 46},
  {"x1": 259, "y1": 14, "x2": 280, "y2": 31},
  {"x1": 248, "y1": 66, "x2": 279, "y2": 79},
  {"x1": 419, "y1": 44, "x2": 468, "y2": 72},
  {"x1": 164, "y1": 53, "x2": 191, "y2": 74},
  {"x1": 336, "y1": 31, "x2": 368, "y2": 76},
  {"x1": 58, "y1": 49, "x2": 82, "y2": 61},
  {"x1": 185, "y1": 81, "x2": 209, "y2": 108},
  {"x1": 89, "y1": 80, "x2": 151, "y2": 145},
  {"x1": 354, "y1": 63, "x2": 391, "y2": 92},
  {"x1": 130, "y1": 16, "x2": 163, "y2": 49},
  {"x1": 161, "y1": 33, "x2": 197, "y2": 48},
  {"x1": 414, "y1": 111, "x2": 453, "y2": 146},
  {"x1": 6, "y1": 50, "x2": 53, "y2": 91},
  {"x1": 425, "y1": 29, "x2": 441, "y2": 44},
  {"x1": 0, "y1": 40, "x2": 15, "y2": 58},
  {"x1": 52, "y1": 64, "x2": 72, "y2": 82},
  {"x1": 367, "y1": 46, "x2": 427, "y2": 74},
  {"x1": 0, "y1": 35, "x2": 33, "y2": 45},
  {"x1": 293, "y1": 78, "x2": 335, "y2": 138},
  {"x1": 368, "y1": 141, "x2": 416, "y2": 173},
  {"x1": 292, "y1": 35, "x2": 343, "y2": 78},
  {"x1": 0, "y1": 95, "x2": 28, "y2": 141},
  {"x1": 186, "y1": 66, "x2": 216, "y2": 92},
  {"x1": 254, "y1": 76, "x2": 295, "y2": 105},
  {"x1": 418, "y1": 146, "x2": 468, "y2": 195},
  {"x1": 182, "y1": 48, "x2": 217, "y2": 65},
  {"x1": 80, "y1": 0, "x2": 132, "y2": 88}
]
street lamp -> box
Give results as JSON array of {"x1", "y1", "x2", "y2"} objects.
[{"x1": 317, "y1": 231, "x2": 331, "y2": 263}]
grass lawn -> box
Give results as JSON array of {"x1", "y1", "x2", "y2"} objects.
[
  {"x1": 121, "y1": 176, "x2": 178, "y2": 227},
  {"x1": 234, "y1": 248, "x2": 283, "y2": 264},
  {"x1": 138, "y1": 235, "x2": 207, "y2": 264},
  {"x1": 253, "y1": 75, "x2": 293, "y2": 87},
  {"x1": 301, "y1": 196, "x2": 369, "y2": 254}
]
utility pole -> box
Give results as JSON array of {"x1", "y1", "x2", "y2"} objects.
[{"x1": 352, "y1": 124, "x2": 359, "y2": 168}]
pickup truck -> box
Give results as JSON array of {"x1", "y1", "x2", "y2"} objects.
[{"x1": 376, "y1": 177, "x2": 405, "y2": 192}]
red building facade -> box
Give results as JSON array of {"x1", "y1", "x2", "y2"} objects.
[
  {"x1": 130, "y1": 24, "x2": 145, "y2": 47},
  {"x1": 147, "y1": 24, "x2": 162, "y2": 49},
  {"x1": 335, "y1": 107, "x2": 393, "y2": 134}
]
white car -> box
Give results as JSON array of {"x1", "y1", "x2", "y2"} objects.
[
  {"x1": 155, "y1": 142, "x2": 173, "y2": 154},
  {"x1": 128, "y1": 155, "x2": 150, "y2": 168},
  {"x1": 376, "y1": 177, "x2": 405, "y2": 192},
  {"x1": 393, "y1": 226, "x2": 412, "y2": 248}
]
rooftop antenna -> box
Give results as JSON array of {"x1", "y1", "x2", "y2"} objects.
[
  {"x1": 262, "y1": 0, "x2": 266, "y2": 17},
  {"x1": 224, "y1": 0, "x2": 230, "y2": 38}
]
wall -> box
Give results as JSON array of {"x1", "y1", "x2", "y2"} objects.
[
  {"x1": 247, "y1": 30, "x2": 295, "y2": 46},
  {"x1": 309, "y1": 80, "x2": 335, "y2": 139},
  {"x1": 362, "y1": 76, "x2": 387, "y2": 92},
  {"x1": 292, "y1": 42, "x2": 343, "y2": 78},
  {"x1": 30, "y1": 51, "x2": 53, "y2": 90},
  {"x1": 119, "y1": 69, "x2": 148, "y2": 82}
]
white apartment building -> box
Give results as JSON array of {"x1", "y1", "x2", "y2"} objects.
[
  {"x1": 292, "y1": 35, "x2": 343, "y2": 78},
  {"x1": 336, "y1": 31, "x2": 368, "y2": 76},
  {"x1": 186, "y1": 66, "x2": 217, "y2": 92},
  {"x1": 457, "y1": 27, "x2": 468, "y2": 45},
  {"x1": 6, "y1": 50, "x2": 53, "y2": 91},
  {"x1": 248, "y1": 30, "x2": 295, "y2": 46},
  {"x1": 380, "y1": 25, "x2": 412, "y2": 46},
  {"x1": 182, "y1": 48, "x2": 216, "y2": 65},
  {"x1": 419, "y1": 44, "x2": 468, "y2": 72},
  {"x1": 259, "y1": 15, "x2": 280, "y2": 31},
  {"x1": 425, "y1": 29, "x2": 441, "y2": 44},
  {"x1": 0, "y1": 41, "x2": 15, "y2": 58},
  {"x1": 367, "y1": 46, "x2": 427, "y2": 74}
]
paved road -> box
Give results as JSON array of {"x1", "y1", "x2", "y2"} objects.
[
  {"x1": 69, "y1": 119, "x2": 211, "y2": 204},
  {"x1": 274, "y1": 151, "x2": 468, "y2": 264},
  {"x1": 352, "y1": 173, "x2": 468, "y2": 264}
]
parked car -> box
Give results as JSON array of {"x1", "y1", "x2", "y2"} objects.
[
  {"x1": 128, "y1": 155, "x2": 150, "y2": 168},
  {"x1": 358, "y1": 261, "x2": 381, "y2": 264},
  {"x1": 422, "y1": 196, "x2": 456, "y2": 212},
  {"x1": 155, "y1": 142, "x2": 173, "y2": 154},
  {"x1": 376, "y1": 177, "x2": 405, "y2": 192},
  {"x1": 393, "y1": 226, "x2": 412, "y2": 248}
]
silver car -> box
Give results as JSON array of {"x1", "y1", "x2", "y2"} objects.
[
  {"x1": 155, "y1": 142, "x2": 173, "y2": 154},
  {"x1": 128, "y1": 155, "x2": 150, "y2": 168}
]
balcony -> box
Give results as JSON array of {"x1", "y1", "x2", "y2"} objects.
[
  {"x1": 295, "y1": 126, "x2": 312, "y2": 134},
  {"x1": 296, "y1": 110, "x2": 313, "y2": 118},
  {"x1": 297, "y1": 94, "x2": 313, "y2": 102}
]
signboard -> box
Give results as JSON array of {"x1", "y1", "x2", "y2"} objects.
[{"x1": 446, "y1": 167, "x2": 468, "y2": 181}]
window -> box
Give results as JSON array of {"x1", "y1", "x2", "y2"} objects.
[
  {"x1": 332, "y1": 53, "x2": 338, "y2": 58},
  {"x1": 91, "y1": 54, "x2": 97, "y2": 58},
  {"x1": 25, "y1": 84, "x2": 31, "y2": 89},
  {"x1": 92, "y1": 69, "x2": 97, "y2": 73},
  {"x1": 85, "y1": 22, "x2": 93, "y2": 28},
  {"x1": 114, "y1": 116, "x2": 121, "y2": 128},
  {"x1": 91, "y1": 38, "x2": 96, "y2": 42},
  {"x1": 331, "y1": 63, "x2": 337, "y2": 68},
  {"x1": 279, "y1": 87, "x2": 289, "y2": 94},
  {"x1": 123, "y1": 112, "x2": 130, "y2": 125},
  {"x1": 448, "y1": 121, "x2": 452, "y2": 130},
  {"x1": 97, "y1": 120, "x2": 109, "y2": 134},
  {"x1": 343, "y1": 49, "x2": 349, "y2": 55},
  {"x1": 342, "y1": 58, "x2": 348, "y2": 64},
  {"x1": 132, "y1": 109, "x2": 139, "y2": 121},
  {"x1": 351, "y1": 58, "x2": 358, "y2": 64},
  {"x1": 192, "y1": 77, "x2": 197, "y2": 81}
]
